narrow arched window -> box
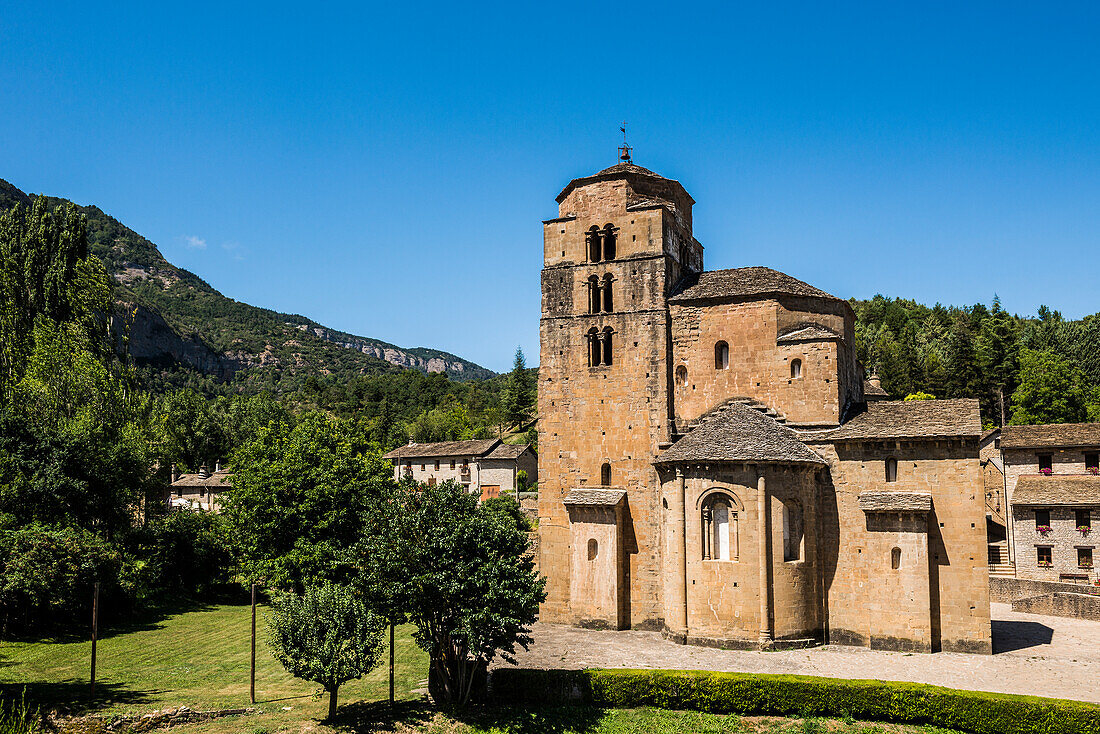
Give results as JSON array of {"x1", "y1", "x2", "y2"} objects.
[
  {"x1": 600, "y1": 462, "x2": 611, "y2": 486},
  {"x1": 602, "y1": 274, "x2": 613, "y2": 312},
  {"x1": 587, "y1": 275, "x2": 600, "y2": 314},
  {"x1": 588, "y1": 538, "x2": 599, "y2": 560},
  {"x1": 675, "y1": 365, "x2": 688, "y2": 387},
  {"x1": 791, "y1": 359, "x2": 802, "y2": 379},
  {"x1": 702, "y1": 493, "x2": 739, "y2": 561},
  {"x1": 885, "y1": 457, "x2": 898, "y2": 483},
  {"x1": 715, "y1": 341, "x2": 729, "y2": 369},
  {"x1": 782, "y1": 498, "x2": 803, "y2": 562},
  {"x1": 602, "y1": 223, "x2": 616, "y2": 260},
  {"x1": 587, "y1": 226, "x2": 602, "y2": 262},
  {"x1": 587, "y1": 327, "x2": 601, "y2": 367},
  {"x1": 891, "y1": 547, "x2": 902, "y2": 569},
  {"x1": 602, "y1": 327, "x2": 614, "y2": 365}
]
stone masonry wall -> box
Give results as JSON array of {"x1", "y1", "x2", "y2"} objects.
[{"x1": 1011, "y1": 504, "x2": 1098, "y2": 583}]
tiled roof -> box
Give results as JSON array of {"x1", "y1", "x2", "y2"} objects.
[
  {"x1": 485, "y1": 443, "x2": 531, "y2": 460},
  {"x1": 1012, "y1": 474, "x2": 1100, "y2": 506},
  {"x1": 655, "y1": 403, "x2": 826, "y2": 466},
  {"x1": 1000, "y1": 423, "x2": 1100, "y2": 449},
  {"x1": 172, "y1": 470, "x2": 232, "y2": 488},
  {"x1": 776, "y1": 323, "x2": 841, "y2": 344},
  {"x1": 811, "y1": 399, "x2": 981, "y2": 441},
  {"x1": 858, "y1": 491, "x2": 933, "y2": 513},
  {"x1": 562, "y1": 489, "x2": 627, "y2": 506},
  {"x1": 670, "y1": 267, "x2": 843, "y2": 304},
  {"x1": 382, "y1": 439, "x2": 500, "y2": 460}
]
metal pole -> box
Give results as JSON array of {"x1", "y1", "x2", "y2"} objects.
[
  {"x1": 389, "y1": 621, "x2": 395, "y2": 703},
  {"x1": 90, "y1": 581, "x2": 99, "y2": 696},
  {"x1": 250, "y1": 583, "x2": 257, "y2": 705}
]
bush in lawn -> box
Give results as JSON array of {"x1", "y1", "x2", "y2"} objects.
[
  {"x1": 139, "y1": 510, "x2": 234, "y2": 599},
  {"x1": 267, "y1": 583, "x2": 385, "y2": 720},
  {"x1": 358, "y1": 480, "x2": 545, "y2": 709}
]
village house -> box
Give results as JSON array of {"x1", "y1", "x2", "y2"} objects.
[
  {"x1": 167, "y1": 463, "x2": 230, "y2": 512},
  {"x1": 382, "y1": 439, "x2": 537, "y2": 500},
  {"x1": 537, "y1": 155, "x2": 991, "y2": 653},
  {"x1": 999, "y1": 423, "x2": 1100, "y2": 585}
]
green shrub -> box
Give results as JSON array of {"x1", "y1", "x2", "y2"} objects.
[{"x1": 490, "y1": 668, "x2": 1100, "y2": 734}]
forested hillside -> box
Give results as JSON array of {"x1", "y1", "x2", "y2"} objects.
[
  {"x1": 0, "y1": 178, "x2": 493, "y2": 394},
  {"x1": 853, "y1": 295, "x2": 1100, "y2": 426}
]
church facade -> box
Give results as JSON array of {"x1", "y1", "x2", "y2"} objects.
[{"x1": 537, "y1": 160, "x2": 991, "y2": 654}]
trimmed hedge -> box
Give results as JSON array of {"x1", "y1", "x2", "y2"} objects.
[{"x1": 490, "y1": 668, "x2": 1100, "y2": 734}]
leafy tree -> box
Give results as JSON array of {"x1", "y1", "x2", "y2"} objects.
[
  {"x1": 358, "y1": 481, "x2": 544, "y2": 709},
  {"x1": 1010, "y1": 349, "x2": 1098, "y2": 425},
  {"x1": 267, "y1": 583, "x2": 386, "y2": 719},
  {"x1": 904, "y1": 392, "x2": 936, "y2": 401},
  {"x1": 223, "y1": 412, "x2": 392, "y2": 589}
]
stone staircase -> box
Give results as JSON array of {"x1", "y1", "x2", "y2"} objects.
[{"x1": 989, "y1": 561, "x2": 1016, "y2": 578}]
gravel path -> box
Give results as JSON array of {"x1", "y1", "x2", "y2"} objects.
[{"x1": 499, "y1": 603, "x2": 1100, "y2": 703}]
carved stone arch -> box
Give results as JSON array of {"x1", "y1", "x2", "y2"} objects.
[
  {"x1": 695, "y1": 486, "x2": 745, "y2": 511},
  {"x1": 698, "y1": 488, "x2": 742, "y2": 561}
]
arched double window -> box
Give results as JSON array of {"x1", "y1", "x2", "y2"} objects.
[
  {"x1": 586, "y1": 327, "x2": 614, "y2": 367},
  {"x1": 715, "y1": 341, "x2": 729, "y2": 370},
  {"x1": 585, "y1": 224, "x2": 618, "y2": 262},
  {"x1": 702, "y1": 492, "x2": 739, "y2": 561},
  {"x1": 588, "y1": 274, "x2": 614, "y2": 313}
]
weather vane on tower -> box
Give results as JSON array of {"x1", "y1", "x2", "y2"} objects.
[{"x1": 619, "y1": 121, "x2": 632, "y2": 163}]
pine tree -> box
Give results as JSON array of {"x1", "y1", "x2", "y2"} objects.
[{"x1": 502, "y1": 347, "x2": 534, "y2": 427}]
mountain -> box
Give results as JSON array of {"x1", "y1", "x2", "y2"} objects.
[{"x1": 0, "y1": 178, "x2": 494, "y2": 391}]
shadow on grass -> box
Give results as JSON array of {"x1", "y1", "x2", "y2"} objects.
[
  {"x1": 332, "y1": 701, "x2": 604, "y2": 734},
  {"x1": 0, "y1": 679, "x2": 158, "y2": 716}
]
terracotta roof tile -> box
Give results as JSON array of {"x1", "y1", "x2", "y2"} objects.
[
  {"x1": 382, "y1": 439, "x2": 500, "y2": 460},
  {"x1": 810, "y1": 399, "x2": 981, "y2": 441},
  {"x1": 1000, "y1": 423, "x2": 1100, "y2": 449},
  {"x1": 670, "y1": 267, "x2": 843, "y2": 304},
  {"x1": 1012, "y1": 474, "x2": 1100, "y2": 506},
  {"x1": 655, "y1": 403, "x2": 826, "y2": 466}
]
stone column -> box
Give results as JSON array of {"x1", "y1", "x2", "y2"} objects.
[
  {"x1": 757, "y1": 469, "x2": 773, "y2": 647},
  {"x1": 663, "y1": 468, "x2": 689, "y2": 641}
]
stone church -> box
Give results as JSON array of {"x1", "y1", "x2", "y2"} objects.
[{"x1": 537, "y1": 157, "x2": 991, "y2": 654}]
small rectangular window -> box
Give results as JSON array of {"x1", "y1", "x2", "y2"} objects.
[
  {"x1": 1078, "y1": 547, "x2": 1093, "y2": 569},
  {"x1": 1039, "y1": 454, "x2": 1053, "y2": 474},
  {"x1": 1037, "y1": 546, "x2": 1053, "y2": 567},
  {"x1": 1035, "y1": 509, "x2": 1051, "y2": 529},
  {"x1": 885, "y1": 458, "x2": 898, "y2": 483},
  {"x1": 1077, "y1": 509, "x2": 1091, "y2": 531},
  {"x1": 1087, "y1": 453, "x2": 1099, "y2": 473},
  {"x1": 450, "y1": 459, "x2": 456, "y2": 470},
  {"x1": 420, "y1": 463, "x2": 425, "y2": 471},
  {"x1": 434, "y1": 460, "x2": 440, "y2": 471}
]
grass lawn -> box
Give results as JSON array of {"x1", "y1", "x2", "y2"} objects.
[{"x1": 0, "y1": 605, "x2": 964, "y2": 734}]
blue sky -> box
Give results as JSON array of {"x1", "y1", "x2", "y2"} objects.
[{"x1": 2, "y1": 2, "x2": 1099, "y2": 372}]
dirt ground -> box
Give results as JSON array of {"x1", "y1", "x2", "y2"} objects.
[{"x1": 499, "y1": 603, "x2": 1100, "y2": 703}]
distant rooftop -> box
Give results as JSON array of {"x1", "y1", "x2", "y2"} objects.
[{"x1": 1000, "y1": 423, "x2": 1100, "y2": 450}]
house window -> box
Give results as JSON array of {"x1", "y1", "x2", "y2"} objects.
[
  {"x1": 701, "y1": 493, "x2": 739, "y2": 561},
  {"x1": 885, "y1": 458, "x2": 898, "y2": 483},
  {"x1": 714, "y1": 341, "x2": 729, "y2": 369},
  {"x1": 1037, "y1": 546, "x2": 1053, "y2": 567},
  {"x1": 675, "y1": 365, "x2": 688, "y2": 387},
  {"x1": 420, "y1": 463, "x2": 425, "y2": 471},
  {"x1": 782, "y1": 498, "x2": 803, "y2": 562},
  {"x1": 434, "y1": 460, "x2": 440, "y2": 471},
  {"x1": 791, "y1": 359, "x2": 802, "y2": 379},
  {"x1": 1077, "y1": 509, "x2": 1091, "y2": 531},
  {"x1": 1079, "y1": 547, "x2": 1093, "y2": 569},
  {"x1": 891, "y1": 547, "x2": 902, "y2": 570},
  {"x1": 600, "y1": 463, "x2": 611, "y2": 486},
  {"x1": 1035, "y1": 509, "x2": 1051, "y2": 529},
  {"x1": 450, "y1": 459, "x2": 456, "y2": 469},
  {"x1": 1087, "y1": 453, "x2": 1099, "y2": 474},
  {"x1": 1039, "y1": 454, "x2": 1053, "y2": 474}
]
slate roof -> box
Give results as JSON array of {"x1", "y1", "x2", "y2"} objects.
[
  {"x1": 171, "y1": 470, "x2": 232, "y2": 489},
  {"x1": 655, "y1": 402, "x2": 826, "y2": 466},
  {"x1": 382, "y1": 439, "x2": 500, "y2": 460},
  {"x1": 858, "y1": 491, "x2": 933, "y2": 513},
  {"x1": 556, "y1": 162, "x2": 693, "y2": 204},
  {"x1": 777, "y1": 323, "x2": 841, "y2": 344},
  {"x1": 670, "y1": 267, "x2": 843, "y2": 304},
  {"x1": 863, "y1": 381, "x2": 890, "y2": 399},
  {"x1": 811, "y1": 399, "x2": 982, "y2": 442},
  {"x1": 1000, "y1": 423, "x2": 1100, "y2": 450},
  {"x1": 562, "y1": 489, "x2": 627, "y2": 506},
  {"x1": 485, "y1": 443, "x2": 531, "y2": 460},
  {"x1": 1012, "y1": 475, "x2": 1100, "y2": 506}
]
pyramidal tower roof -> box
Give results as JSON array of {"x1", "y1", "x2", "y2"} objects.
[{"x1": 555, "y1": 161, "x2": 694, "y2": 205}]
